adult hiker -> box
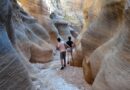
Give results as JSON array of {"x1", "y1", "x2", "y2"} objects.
[
  {"x1": 56, "y1": 38, "x2": 67, "y2": 70},
  {"x1": 66, "y1": 36, "x2": 75, "y2": 64}
]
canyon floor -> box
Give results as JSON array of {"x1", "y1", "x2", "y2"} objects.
[{"x1": 33, "y1": 51, "x2": 91, "y2": 90}]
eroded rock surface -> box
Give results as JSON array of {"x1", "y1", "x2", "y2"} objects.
[
  {"x1": 0, "y1": 0, "x2": 54, "y2": 89},
  {"x1": 72, "y1": 0, "x2": 130, "y2": 90},
  {"x1": 19, "y1": 0, "x2": 59, "y2": 45}
]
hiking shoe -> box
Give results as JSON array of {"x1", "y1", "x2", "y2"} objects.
[{"x1": 60, "y1": 67, "x2": 64, "y2": 70}]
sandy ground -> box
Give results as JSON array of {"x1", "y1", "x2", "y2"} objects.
[{"x1": 32, "y1": 52, "x2": 92, "y2": 90}]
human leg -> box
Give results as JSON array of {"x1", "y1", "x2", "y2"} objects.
[
  {"x1": 67, "y1": 52, "x2": 70, "y2": 64},
  {"x1": 60, "y1": 60, "x2": 64, "y2": 70},
  {"x1": 67, "y1": 48, "x2": 72, "y2": 64},
  {"x1": 67, "y1": 51, "x2": 70, "y2": 64},
  {"x1": 60, "y1": 52, "x2": 64, "y2": 70},
  {"x1": 63, "y1": 52, "x2": 66, "y2": 67},
  {"x1": 71, "y1": 48, "x2": 73, "y2": 61}
]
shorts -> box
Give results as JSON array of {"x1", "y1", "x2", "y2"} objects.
[
  {"x1": 60, "y1": 52, "x2": 66, "y2": 60},
  {"x1": 67, "y1": 48, "x2": 72, "y2": 53}
]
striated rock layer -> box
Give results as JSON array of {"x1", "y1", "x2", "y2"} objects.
[
  {"x1": 0, "y1": 0, "x2": 55, "y2": 89},
  {"x1": 82, "y1": 0, "x2": 124, "y2": 84},
  {"x1": 72, "y1": 0, "x2": 130, "y2": 89},
  {"x1": 0, "y1": 25, "x2": 35, "y2": 90},
  {"x1": 19, "y1": 0, "x2": 59, "y2": 45},
  {"x1": 92, "y1": 1, "x2": 130, "y2": 90}
]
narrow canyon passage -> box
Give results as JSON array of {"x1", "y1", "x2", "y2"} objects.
[
  {"x1": 32, "y1": 52, "x2": 91, "y2": 90},
  {"x1": 0, "y1": 0, "x2": 130, "y2": 90}
]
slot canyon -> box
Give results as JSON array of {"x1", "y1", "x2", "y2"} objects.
[{"x1": 0, "y1": 0, "x2": 130, "y2": 90}]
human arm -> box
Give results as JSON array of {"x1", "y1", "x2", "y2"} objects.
[
  {"x1": 56, "y1": 44, "x2": 59, "y2": 50},
  {"x1": 65, "y1": 42, "x2": 71, "y2": 49}
]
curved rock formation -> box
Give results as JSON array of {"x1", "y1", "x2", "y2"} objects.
[
  {"x1": 0, "y1": 0, "x2": 54, "y2": 89},
  {"x1": 70, "y1": 42, "x2": 84, "y2": 67},
  {"x1": 0, "y1": 25, "x2": 35, "y2": 90},
  {"x1": 50, "y1": 12, "x2": 74, "y2": 41},
  {"x1": 0, "y1": 0, "x2": 35, "y2": 89},
  {"x1": 82, "y1": 0, "x2": 125, "y2": 84},
  {"x1": 92, "y1": 3, "x2": 130, "y2": 90},
  {"x1": 19, "y1": 0, "x2": 59, "y2": 45},
  {"x1": 70, "y1": 0, "x2": 95, "y2": 67},
  {"x1": 74, "y1": 1, "x2": 130, "y2": 90},
  {"x1": 13, "y1": 1, "x2": 53, "y2": 63},
  {"x1": 72, "y1": 0, "x2": 128, "y2": 86}
]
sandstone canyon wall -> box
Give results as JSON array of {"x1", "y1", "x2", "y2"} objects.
[
  {"x1": 19, "y1": 0, "x2": 59, "y2": 45},
  {"x1": 0, "y1": 0, "x2": 35, "y2": 89},
  {"x1": 46, "y1": 0, "x2": 84, "y2": 30},
  {"x1": 0, "y1": 0, "x2": 56, "y2": 89},
  {"x1": 72, "y1": 0, "x2": 130, "y2": 90},
  {"x1": 1, "y1": 0, "x2": 130, "y2": 90}
]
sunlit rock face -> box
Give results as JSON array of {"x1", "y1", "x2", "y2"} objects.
[
  {"x1": 71, "y1": 0, "x2": 95, "y2": 67},
  {"x1": 92, "y1": 1, "x2": 130, "y2": 90},
  {"x1": 46, "y1": 0, "x2": 84, "y2": 28},
  {"x1": 60, "y1": 0, "x2": 84, "y2": 25},
  {"x1": 50, "y1": 12, "x2": 73, "y2": 40},
  {"x1": 14, "y1": 1, "x2": 54, "y2": 63},
  {"x1": 81, "y1": 0, "x2": 124, "y2": 84},
  {"x1": 14, "y1": 22, "x2": 53, "y2": 63},
  {"x1": 93, "y1": 1, "x2": 130, "y2": 90},
  {"x1": 77, "y1": 0, "x2": 130, "y2": 89},
  {"x1": 19, "y1": 0, "x2": 80, "y2": 44},
  {"x1": 19, "y1": 0, "x2": 59, "y2": 45}
]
